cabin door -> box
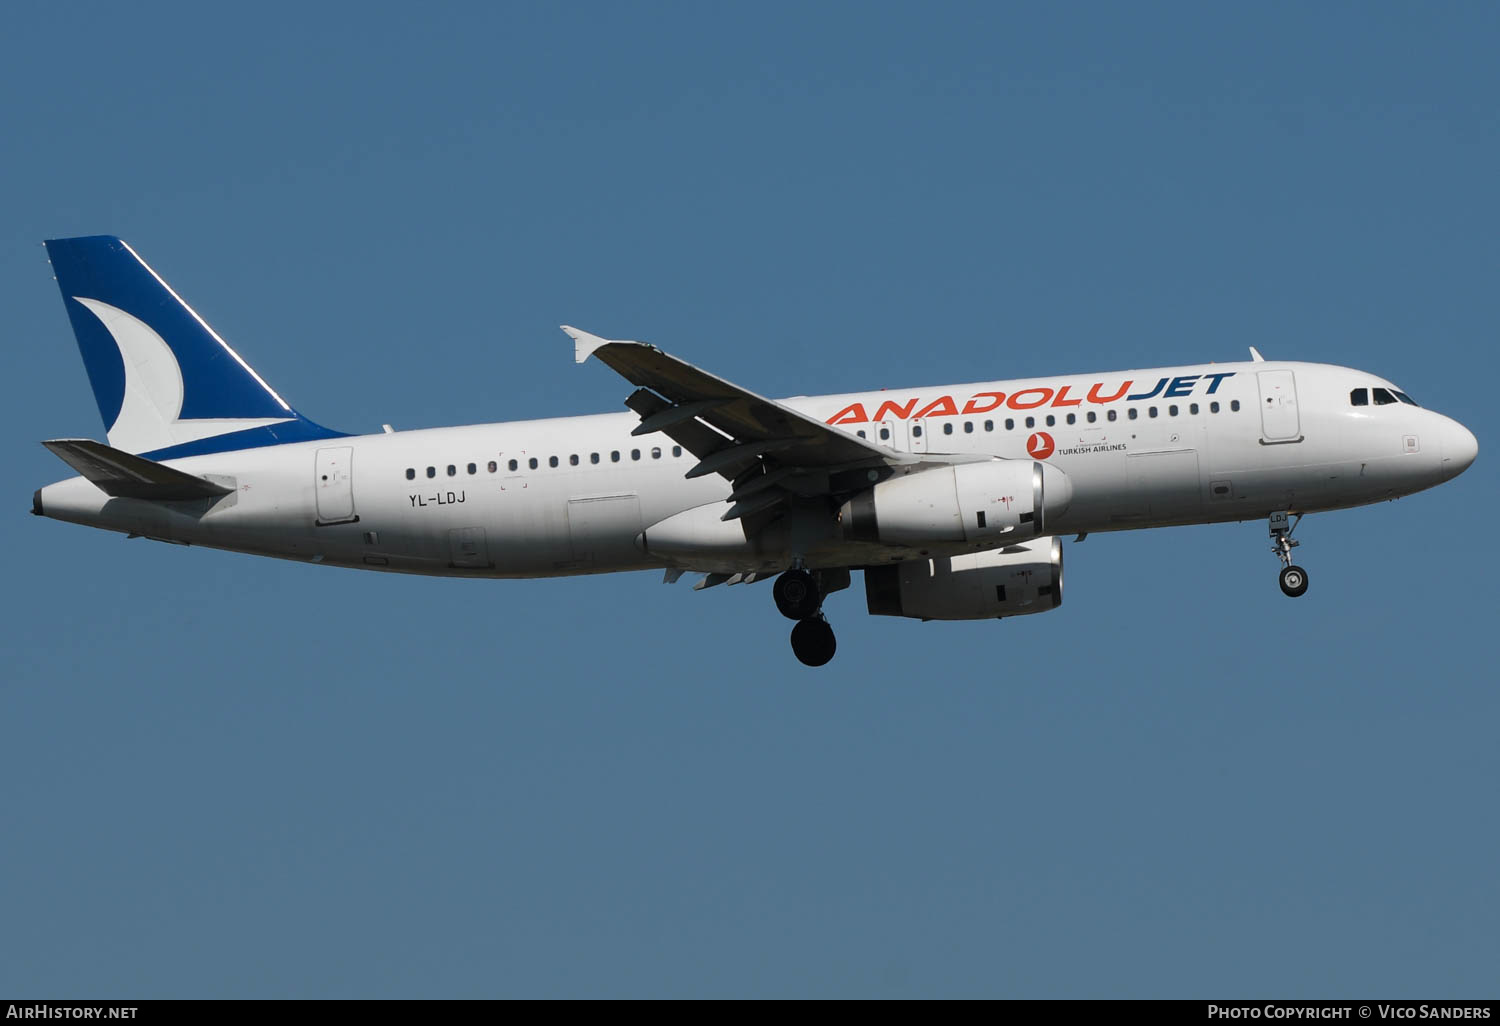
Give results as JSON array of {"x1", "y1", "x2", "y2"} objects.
[
  {"x1": 314, "y1": 446, "x2": 357, "y2": 525},
  {"x1": 1257, "y1": 370, "x2": 1302, "y2": 443}
]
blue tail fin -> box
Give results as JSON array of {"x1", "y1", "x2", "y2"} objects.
[{"x1": 44, "y1": 236, "x2": 346, "y2": 458}]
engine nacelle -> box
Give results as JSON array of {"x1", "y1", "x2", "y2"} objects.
[
  {"x1": 840, "y1": 460, "x2": 1071, "y2": 548},
  {"x1": 864, "y1": 537, "x2": 1063, "y2": 620}
]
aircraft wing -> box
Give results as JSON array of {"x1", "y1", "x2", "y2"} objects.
[{"x1": 563, "y1": 326, "x2": 914, "y2": 522}]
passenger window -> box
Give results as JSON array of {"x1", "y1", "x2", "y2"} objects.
[
  {"x1": 1189, "y1": 403, "x2": 1199, "y2": 415},
  {"x1": 1350, "y1": 388, "x2": 1369, "y2": 406},
  {"x1": 611, "y1": 451, "x2": 620, "y2": 462},
  {"x1": 631, "y1": 449, "x2": 641, "y2": 460},
  {"x1": 508, "y1": 459, "x2": 518, "y2": 471},
  {"x1": 569, "y1": 454, "x2": 579, "y2": 466},
  {"x1": 1231, "y1": 400, "x2": 1241, "y2": 412},
  {"x1": 1086, "y1": 411, "x2": 1097, "y2": 423},
  {"x1": 427, "y1": 467, "x2": 436, "y2": 478},
  {"x1": 590, "y1": 453, "x2": 600, "y2": 464},
  {"x1": 881, "y1": 427, "x2": 892, "y2": 440},
  {"x1": 447, "y1": 465, "x2": 457, "y2": 476},
  {"x1": 488, "y1": 460, "x2": 497, "y2": 473},
  {"x1": 1107, "y1": 410, "x2": 1117, "y2": 422},
  {"x1": 1168, "y1": 405, "x2": 1177, "y2": 417},
  {"x1": 549, "y1": 456, "x2": 559, "y2": 467},
  {"x1": 673, "y1": 446, "x2": 682, "y2": 457},
  {"x1": 942, "y1": 424, "x2": 952, "y2": 436},
  {"x1": 1128, "y1": 408, "x2": 1138, "y2": 420},
  {"x1": 528, "y1": 457, "x2": 538, "y2": 469},
  {"x1": 984, "y1": 420, "x2": 993, "y2": 432},
  {"x1": 1005, "y1": 418, "x2": 1015, "y2": 430},
  {"x1": 651, "y1": 447, "x2": 662, "y2": 459},
  {"x1": 467, "y1": 463, "x2": 477, "y2": 475},
  {"x1": 964, "y1": 421, "x2": 973, "y2": 434},
  {"x1": 1373, "y1": 387, "x2": 1397, "y2": 406},
  {"x1": 1044, "y1": 415, "x2": 1055, "y2": 427},
  {"x1": 857, "y1": 430, "x2": 867, "y2": 438},
  {"x1": 405, "y1": 468, "x2": 415, "y2": 480},
  {"x1": 1210, "y1": 402, "x2": 1220, "y2": 414},
  {"x1": 1066, "y1": 413, "x2": 1076, "y2": 425},
  {"x1": 913, "y1": 425, "x2": 923, "y2": 437},
  {"x1": 1025, "y1": 417, "x2": 1035, "y2": 429},
  {"x1": 1149, "y1": 407, "x2": 1158, "y2": 418}
]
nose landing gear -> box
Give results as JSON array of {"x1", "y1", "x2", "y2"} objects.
[
  {"x1": 774, "y1": 567, "x2": 840, "y2": 666},
  {"x1": 1269, "y1": 511, "x2": 1309, "y2": 597}
]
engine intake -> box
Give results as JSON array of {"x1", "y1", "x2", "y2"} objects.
[{"x1": 864, "y1": 536, "x2": 1064, "y2": 620}]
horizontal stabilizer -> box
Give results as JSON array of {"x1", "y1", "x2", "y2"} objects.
[{"x1": 42, "y1": 439, "x2": 233, "y2": 501}]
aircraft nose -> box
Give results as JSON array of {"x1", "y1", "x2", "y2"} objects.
[{"x1": 1441, "y1": 419, "x2": 1478, "y2": 480}]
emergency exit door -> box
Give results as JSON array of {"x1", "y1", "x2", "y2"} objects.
[{"x1": 872, "y1": 420, "x2": 908, "y2": 451}]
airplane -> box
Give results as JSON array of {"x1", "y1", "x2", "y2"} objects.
[{"x1": 31, "y1": 236, "x2": 1479, "y2": 666}]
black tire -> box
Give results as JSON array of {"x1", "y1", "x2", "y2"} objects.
[
  {"x1": 790, "y1": 618, "x2": 837, "y2": 667},
  {"x1": 773, "y1": 569, "x2": 822, "y2": 620},
  {"x1": 1279, "y1": 565, "x2": 1309, "y2": 598}
]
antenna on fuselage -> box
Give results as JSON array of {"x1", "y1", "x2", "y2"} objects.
[{"x1": 1248, "y1": 347, "x2": 1266, "y2": 362}]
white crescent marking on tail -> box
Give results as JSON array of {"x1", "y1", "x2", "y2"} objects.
[{"x1": 72, "y1": 297, "x2": 290, "y2": 453}]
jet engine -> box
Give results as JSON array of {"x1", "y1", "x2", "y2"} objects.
[
  {"x1": 864, "y1": 537, "x2": 1063, "y2": 620},
  {"x1": 840, "y1": 459, "x2": 1071, "y2": 548}
]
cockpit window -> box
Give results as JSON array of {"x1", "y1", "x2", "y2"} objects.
[
  {"x1": 1372, "y1": 387, "x2": 1397, "y2": 406},
  {"x1": 1394, "y1": 391, "x2": 1419, "y2": 406},
  {"x1": 1350, "y1": 388, "x2": 1368, "y2": 406}
]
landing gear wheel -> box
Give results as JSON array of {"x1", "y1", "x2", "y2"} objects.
[
  {"x1": 774, "y1": 569, "x2": 822, "y2": 620},
  {"x1": 790, "y1": 617, "x2": 837, "y2": 667},
  {"x1": 1279, "y1": 565, "x2": 1309, "y2": 598},
  {"x1": 1268, "y1": 512, "x2": 1309, "y2": 599}
]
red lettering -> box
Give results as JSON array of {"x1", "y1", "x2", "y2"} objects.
[
  {"x1": 873, "y1": 398, "x2": 918, "y2": 421},
  {"x1": 914, "y1": 395, "x2": 959, "y2": 418},
  {"x1": 827, "y1": 402, "x2": 869, "y2": 425},
  {"x1": 1007, "y1": 388, "x2": 1054, "y2": 410},
  {"x1": 1050, "y1": 385, "x2": 1082, "y2": 407},
  {"x1": 961, "y1": 391, "x2": 1006, "y2": 414},
  {"x1": 1087, "y1": 380, "x2": 1131, "y2": 404}
]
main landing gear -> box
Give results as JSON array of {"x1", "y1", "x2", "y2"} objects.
[
  {"x1": 1269, "y1": 511, "x2": 1309, "y2": 598},
  {"x1": 790, "y1": 615, "x2": 837, "y2": 667},
  {"x1": 775, "y1": 568, "x2": 838, "y2": 666}
]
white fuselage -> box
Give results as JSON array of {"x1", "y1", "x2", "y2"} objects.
[{"x1": 35, "y1": 359, "x2": 1475, "y2": 577}]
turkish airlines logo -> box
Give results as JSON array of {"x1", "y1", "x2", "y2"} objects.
[{"x1": 1026, "y1": 431, "x2": 1055, "y2": 459}]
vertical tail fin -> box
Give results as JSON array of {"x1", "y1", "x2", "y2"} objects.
[{"x1": 43, "y1": 236, "x2": 345, "y2": 457}]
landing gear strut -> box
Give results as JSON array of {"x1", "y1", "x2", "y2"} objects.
[
  {"x1": 775, "y1": 568, "x2": 839, "y2": 666},
  {"x1": 1269, "y1": 511, "x2": 1309, "y2": 598}
]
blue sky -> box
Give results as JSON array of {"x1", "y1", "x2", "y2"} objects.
[{"x1": 2, "y1": 1, "x2": 1495, "y2": 998}]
